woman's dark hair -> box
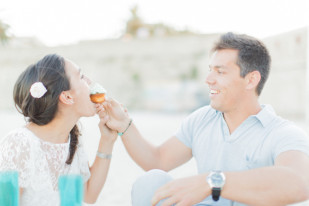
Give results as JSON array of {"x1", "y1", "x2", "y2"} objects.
[
  {"x1": 212, "y1": 32, "x2": 271, "y2": 96},
  {"x1": 13, "y1": 54, "x2": 80, "y2": 165}
]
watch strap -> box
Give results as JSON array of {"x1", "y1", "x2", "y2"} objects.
[{"x1": 212, "y1": 187, "x2": 221, "y2": 201}]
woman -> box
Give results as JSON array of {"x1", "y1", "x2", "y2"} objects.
[{"x1": 0, "y1": 54, "x2": 116, "y2": 205}]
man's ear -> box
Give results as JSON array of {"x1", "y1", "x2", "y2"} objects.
[
  {"x1": 59, "y1": 91, "x2": 74, "y2": 105},
  {"x1": 245, "y1": 71, "x2": 261, "y2": 91}
]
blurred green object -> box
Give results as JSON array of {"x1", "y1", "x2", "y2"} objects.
[
  {"x1": 0, "y1": 171, "x2": 19, "y2": 206},
  {"x1": 0, "y1": 20, "x2": 10, "y2": 44},
  {"x1": 58, "y1": 175, "x2": 83, "y2": 206}
]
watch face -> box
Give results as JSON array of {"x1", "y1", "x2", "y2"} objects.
[{"x1": 208, "y1": 171, "x2": 225, "y2": 188}]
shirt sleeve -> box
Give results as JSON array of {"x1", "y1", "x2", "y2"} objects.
[
  {"x1": 175, "y1": 115, "x2": 194, "y2": 148},
  {"x1": 272, "y1": 123, "x2": 309, "y2": 159},
  {"x1": 0, "y1": 130, "x2": 32, "y2": 188},
  {"x1": 175, "y1": 106, "x2": 211, "y2": 148}
]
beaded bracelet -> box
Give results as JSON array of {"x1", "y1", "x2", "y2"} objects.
[{"x1": 118, "y1": 119, "x2": 133, "y2": 137}]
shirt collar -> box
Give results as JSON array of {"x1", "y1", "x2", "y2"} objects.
[
  {"x1": 213, "y1": 104, "x2": 277, "y2": 128},
  {"x1": 253, "y1": 104, "x2": 277, "y2": 127}
]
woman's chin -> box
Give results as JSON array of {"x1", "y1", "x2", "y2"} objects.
[
  {"x1": 84, "y1": 110, "x2": 96, "y2": 117},
  {"x1": 90, "y1": 111, "x2": 97, "y2": 117}
]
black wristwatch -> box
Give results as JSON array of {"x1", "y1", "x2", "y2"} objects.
[{"x1": 206, "y1": 170, "x2": 226, "y2": 201}]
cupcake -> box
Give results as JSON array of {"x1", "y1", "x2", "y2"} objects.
[{"x1": 90, "y1": 83, "x2": 107, "y2": 103}]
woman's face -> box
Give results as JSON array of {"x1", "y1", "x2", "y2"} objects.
[{"x1": 64, "y1": 59, "x2": 96, "y2": 117}]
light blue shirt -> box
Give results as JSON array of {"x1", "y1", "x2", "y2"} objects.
[{"x1": 176, "y1": 105, "x2": 309, "y2": 206}]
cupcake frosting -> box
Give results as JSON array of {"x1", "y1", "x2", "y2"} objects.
[{"x1": 90, "y1": 83, "x2": 107, "y2": 95}]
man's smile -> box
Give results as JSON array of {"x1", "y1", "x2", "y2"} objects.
[{"x1": 210, "y1": 89, "x2": 220, "y2": 94}]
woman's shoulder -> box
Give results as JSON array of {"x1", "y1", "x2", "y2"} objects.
[
  {"x1": 0, "y1": 127, "x2": 34, "y2": 175},
  {"x1": 1, "y1": 127, "x2": 32, "y2": 144},
  {"x1": 0, "y1": 127, "x2": 36, "y2": 152}
]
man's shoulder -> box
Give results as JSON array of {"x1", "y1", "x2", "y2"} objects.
[
  {"x1": 188, "y1": 105, "x2": 218, "y2": 120},
  {"x1": 273, "y1": 119, "x2": 307, "y2": 137},
  {"x1": 191, "y1": 105, "x2": 217, "y2": 115},
  {"x1": 262, "y1": 108, "x2": 308, "y2": 140}
]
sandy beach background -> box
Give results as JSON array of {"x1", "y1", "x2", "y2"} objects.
[
  {"x1": 1, "y1": 26, "x2": 309, "y2": 206},
  {"x1": 1, "y1": 109, "x2": 309, "y2": 206},
  {"x1": 0, "y1": 109, "x2": 196, "y2": 205}
]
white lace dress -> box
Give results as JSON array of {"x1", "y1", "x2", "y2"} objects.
[{"x1": 0, "y1": 127, "x2": 91, "y2": 206}]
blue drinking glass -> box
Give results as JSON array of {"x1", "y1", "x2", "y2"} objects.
[
  {"x1": 0, "y1": 171, "x2": 19, "y2": 206},
  {"x1": 58, "y1": 175, "x2": 83, "y2": 206}
]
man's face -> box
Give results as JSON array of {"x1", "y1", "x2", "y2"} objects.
[{"x1": 206, "y1": 49, "x2": 247, "y2": 112}]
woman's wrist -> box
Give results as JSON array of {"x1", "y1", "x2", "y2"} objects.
[
  {"x1": 98, "y1": 138, "x2": 115, "y2": 152},
  {"x1": 96, "y1": 151, "x2": 112, "y2": 159}
]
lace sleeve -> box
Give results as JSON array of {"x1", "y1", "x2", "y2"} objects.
[
  {"x1": 0, "y1": 129, "x2": 32, "y2": 188},
  {"x1": 76, "y1": 145, "x2": 91, "y2": 182}
]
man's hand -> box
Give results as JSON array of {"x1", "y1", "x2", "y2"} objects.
[
  {"x1": 102, "y1": 98, "x2": 131, "y2": 133},
  {"x1": 151, "y1": 174, "x2": 210, "y2": 206}
]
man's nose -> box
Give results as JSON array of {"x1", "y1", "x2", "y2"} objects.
[{"x1": 205, "y1": 71, "x2": 215, "y2": 85}]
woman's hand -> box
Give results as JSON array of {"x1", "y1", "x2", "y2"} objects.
[{"x1": 96, "y1": 104, "x2": 117, "y2": 144}]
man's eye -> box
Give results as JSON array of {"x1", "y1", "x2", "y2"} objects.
[{"x1": 218, "y1": 70, "x2": 224, "y2": 74}]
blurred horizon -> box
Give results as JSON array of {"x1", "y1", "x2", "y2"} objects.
[
  {"x1": 1, "y1": 0, "x2": 309, "y2": 46},
  {"x1": 1, "y1": 0, "x2": 309, "y2": 120}
]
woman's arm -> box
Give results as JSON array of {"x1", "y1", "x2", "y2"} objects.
[
  {"x1": 83, "y1": 104, "x2": 118, "y2": 204},
  {"x1": 19, "y1": 188, "x2": 23, "y2": 198}
]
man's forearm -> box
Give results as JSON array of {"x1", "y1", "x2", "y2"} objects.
[
  {"x1": 152, "y1": 167, "x2": 309, "y2": 206},
  {"x1": 121, "y1": 123, "x2": 163, "y2": 171},
  {"x1": 222, "y1": 167, "x2": 309, "y2": 205}
]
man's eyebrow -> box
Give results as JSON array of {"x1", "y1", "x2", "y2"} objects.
[{"x1": 209, "y1": 65, "x2": 226, "y2": 69}]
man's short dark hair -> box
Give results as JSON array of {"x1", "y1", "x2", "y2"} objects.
[{"x1": 212, "y1": 32, "x2": 271, "y2": 96}]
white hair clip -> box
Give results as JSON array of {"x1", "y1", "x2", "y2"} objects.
[{"x1": 30, "y1": 82, "x2": 47, "y2": 98}]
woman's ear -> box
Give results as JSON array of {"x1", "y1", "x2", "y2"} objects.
[
  {"x1": 245, "y1": 71, "x2": 261, "y2": 91},
  {"x1": 59, "y1": 91, "x2": 74, "y2": 105}
]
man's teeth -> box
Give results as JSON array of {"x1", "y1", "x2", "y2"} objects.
[{"x1": 210, "y1": 90, "x2": 219, "y2": 94}]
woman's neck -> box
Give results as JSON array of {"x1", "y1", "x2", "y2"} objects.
[{"x1": 27, "y1": 113, "x2": 78, "y2": 144}]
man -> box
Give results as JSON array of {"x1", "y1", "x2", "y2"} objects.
[{"x1": 102, "y1": 32, "x2": 309, "y2": 205}]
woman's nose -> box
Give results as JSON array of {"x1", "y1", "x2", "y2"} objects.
[{"x1": 85, "y1": 76, "x2": 92, "y2": 85}]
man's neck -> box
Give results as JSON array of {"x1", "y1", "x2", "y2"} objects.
[{"x1": 223, "y1": 102, "x2": 261, "y2": 134}]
